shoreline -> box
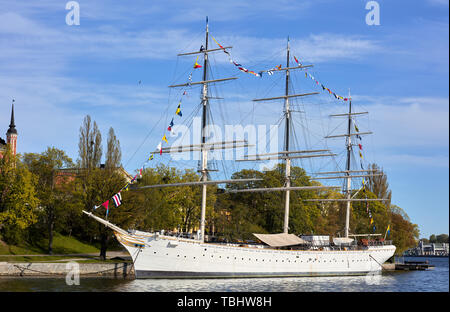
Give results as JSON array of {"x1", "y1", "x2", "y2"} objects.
[
  {"x1": 0, "y1": 261, "x2": 134, "y2": 278},
  {"x1": 0, "y1": 262, "x2": 397, "y2": 278}
]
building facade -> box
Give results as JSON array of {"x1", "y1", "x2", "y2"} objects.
[{"x1": 403, "y1": 241, "x2": 449, "y2": 256}]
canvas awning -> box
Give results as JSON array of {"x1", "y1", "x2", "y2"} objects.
[
  {"x1": 332, "y1": 237, "x2": 354, "y2": 245},
  {"x1": 253, "y1": 233, "x2": 308, "y2": 247}
]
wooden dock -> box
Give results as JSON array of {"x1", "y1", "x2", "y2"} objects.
[{"x1": 395, "y1": 260, "x2": 435, "y2": 271}]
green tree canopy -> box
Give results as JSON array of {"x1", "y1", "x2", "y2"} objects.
[
  {"x1": 22, "y1": 147, "x2": 74, "y2": 253},
  {"x1": 0, "y1": 146, "x2": 39, "y2": 244}
]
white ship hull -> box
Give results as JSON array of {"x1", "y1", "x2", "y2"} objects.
[{"x1": 116, "y1": 231, "x2": 396, "y2": 279}]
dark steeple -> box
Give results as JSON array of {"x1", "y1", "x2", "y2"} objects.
[{"x1": 7, "y1": 100, "x2": 17, "y2": 135}]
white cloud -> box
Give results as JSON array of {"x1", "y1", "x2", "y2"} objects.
[
  {"x1": 0, "y1": 11, "x2": 381, "y2": 73},
  {"x1": 382, "y1": 153, "x2": 448, "y2": 168},
  {"x1": 293, "y1": 34, "x2": 380, "y2": 63},
  {"x1": 356, "y1": 96, "x2": 449, "y2": 148},
  {"x1": 0, "y1": 12, "x2": 58, "y2": 35},
  {"x1": 427, "y1": 0, "x2": 449, "y2": 6},
  {"x1": 206, "y1": 33, "x2": 380, "y2": 66}
]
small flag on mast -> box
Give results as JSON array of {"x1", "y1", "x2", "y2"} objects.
[
  {"x1": 194, "y1": 56, "x2": 202, "y2": 69},
  {"x1": 101, "y1": 200, "x2": 109, "y2": 216},
  {"x1": 385, "y1": 224, "x2": 391, "y2": 239},
  {"x1": 112, "y1": 192, "x2": 122, "y2": 207},
  {"x1": 157, "y1": 142, "x2": 162, "y2": 155},
  {"x1": 176, "y1": 103, "x2": 182, "y2": 117}
]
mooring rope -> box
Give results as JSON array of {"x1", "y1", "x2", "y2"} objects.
[
  {"x1": 369, "y1": 254, "x2": 383, "y2": 268},
  {"x1": 10, "y1": 261, "x2": 134, "y2": 277}
]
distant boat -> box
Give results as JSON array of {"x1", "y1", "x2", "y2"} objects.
[{"x1": 84, "y1": 19, "x2": 395, "y2": 278}]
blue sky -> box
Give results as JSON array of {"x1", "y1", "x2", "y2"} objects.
[{"x1": 0, "y1": 0, "x2": 448, "y2": 238}]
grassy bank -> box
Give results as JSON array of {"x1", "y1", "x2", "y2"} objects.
[
  {"x1": 0, "y1": 255, "x2": 130, "y2": 262},
  {"x1": 0, "y1": 232, "x2": 99, "y2": 256}
]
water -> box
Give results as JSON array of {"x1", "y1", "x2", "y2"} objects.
[{"x1": 0, "y1": 257, "x2": 447, "y2": 292}]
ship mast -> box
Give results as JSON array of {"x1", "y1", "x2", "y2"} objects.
[
  {"x1": 199, "y1": 17, "x2": 210, "y2": 244},
  {"x1": 309, "y1": 92, "x2": 389, "y2": 238},
  {"x1": 344, "y1": 91, "x2": 352, "y2": 238},
  {"x1": 283, "y1": 37, "x2": 291, "y2": 233},
  {"x1": 233, "y1": 38, "x2": 340, "y2": 234},
  {"x1": 157, "y1": 18, "x2": 257, "y2": 243}
]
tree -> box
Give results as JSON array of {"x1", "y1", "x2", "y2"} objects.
[
  {"x1": 131, "y1": 165, "x2": 213, "y2": 235},
  {"x1": 429, "y1": 234, "x2": 437, "y2": 243},
  {"x1": 23, "y1": 147, "x2": 74, "y2": 254},
  {"x1": 390, "y1": 212, "x2": 419, "y2": 254},
  {"x1": 366, "y1": 163, "x2": 392, "y2": 208},
  {"x1": 226, "y1": 168, "x2": 281, "y2": 240},
  {"x1": 0, "y1": 146, "x2": 39, "y2": 244},
  {"x1": 425, "y1": 234, "x2": 448, "y2": 243},
  {"x1": 76, "y1": 116, "x2": 131, "y2": 260},
  {"x1": 223, "y1": 164, "x2": 325, "y2": 240},
  {"x1": 78, "y1": 115, "x2": 102, "y2": 170},
  {"x1": 105, "y1": 127, "x2": 122, "y2": 170},
  {"x1": 98, "y1": 126, "x2": 123, "y2": 260},
  {"x1": 312, "y1": 188, "x2": 346, "y2": 237},
  {"x1": 351, "y1": 189, "x2": 390, "y2": 236},
  {"x1": 76, "y1": 115, "x2": 104, "y2": 242},
  {"x1": 436, "y1": 234, "x2": 449, "y2": 243},
  {"x1": 390, "y1": 204, "x2": 410, "y2": 222},
  {"x1": 90, "y1": 168, "x2": 126, "y2": 260}
]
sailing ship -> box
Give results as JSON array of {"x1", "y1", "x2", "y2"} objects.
[{"x1": 83, "y1": 19, "x2": 395, "y2": 278}]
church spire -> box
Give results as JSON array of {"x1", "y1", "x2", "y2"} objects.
[
  {"x1": 7, "y1": 100, "x2": 17, "y2": 135},
  {"x1": 6, "y1": 99, "x2": 18, "y2": 156}
]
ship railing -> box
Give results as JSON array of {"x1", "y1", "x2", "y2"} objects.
[{"x1": 366, "y1": 240, "x2": 392, "y2": 246}]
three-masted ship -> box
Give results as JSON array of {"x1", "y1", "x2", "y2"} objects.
[{"x1": 84, "y1": 19, "x2": 395, "y2": 278}]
